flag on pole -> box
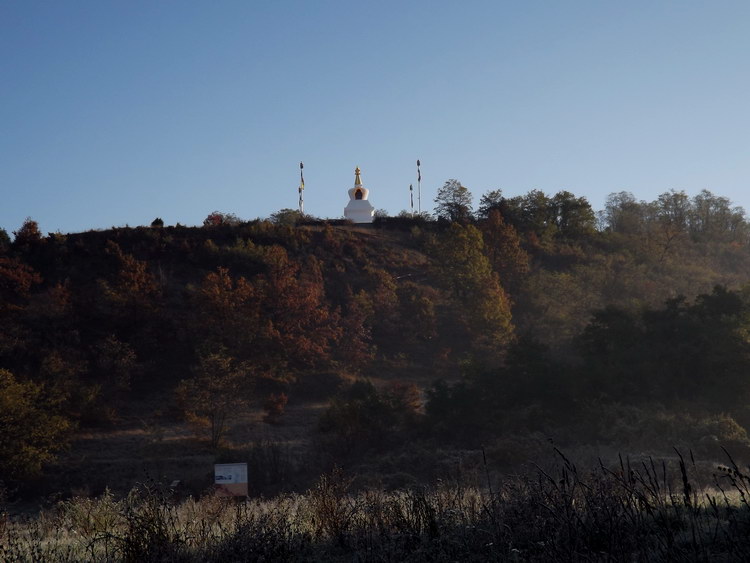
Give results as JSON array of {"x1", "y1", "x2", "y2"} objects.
[
  {"x1": 416, "y1": 159, "x2": 422, "y2": 213},
  {"x1": 410, "y1": 184, "x2": 413, "y2": 210},
  {"x1": 299, "y1": 162, "x2": 305, "y2": 213}
]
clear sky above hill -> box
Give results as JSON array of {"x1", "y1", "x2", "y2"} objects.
[{"x1": 2, "y1": 1, "x2": 749, "y2": 234}]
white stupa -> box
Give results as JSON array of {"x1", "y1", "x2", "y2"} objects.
[{"x1": 344, "y1": 167, "x2": 375, "y2": 223}]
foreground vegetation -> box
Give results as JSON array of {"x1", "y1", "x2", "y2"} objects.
[{"x1": 5, "y1": 452, "x2": 750, "y2": 562}]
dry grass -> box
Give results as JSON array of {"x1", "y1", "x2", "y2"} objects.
[{"x1": 5, "y1": 451, "x2": 750, "y2": 562}]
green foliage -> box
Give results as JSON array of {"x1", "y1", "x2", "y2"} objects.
[
  {"x1": 428, "y1": 223, "x2": 513, "y2": 353},
  {"x1": 427, "y1": 286, "x2": 750, "y2": 443},
  {"x1": 434, "y1": 179, "x2": 473, "y2": 222},
  {"x1": 476, "y1": 189, "x2": 503, "y2": 219},
  {"x1": 503, "y1": 189, "x2": 558, "y2": 242},
  {"x1": 578, "y1": 286, "x2": 750, "y2": 407},
  {"x1": 425, "y1": 338, "x2": 568, "y2": 442},
  {"x1": 269, "y1": 208, "x2": 302, "y2": 226},
  {"x1": 0, "y1": 228, "x2": 10, "y2": 252},
  {"x1": 319, "y1": 380, "x2": 420, "y2": 453},
  {"x1": 551, "y1": 190, "x2": 596, "y2": 238},
  {"x1": 500, "y1": 189, "x2": 595, "y2": 242},
  {"x1": 0, "y1": 369, "x2": 73, "y2": 482}
]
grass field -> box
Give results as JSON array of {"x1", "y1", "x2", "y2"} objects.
[{"x1": 5, "y1": 451, "x2": 750, "y2": 562}]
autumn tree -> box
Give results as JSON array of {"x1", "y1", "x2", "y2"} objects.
[
  {"x1": 259, "y1": 249, "x2": 341, "y2": 373},
  {"x1": 12, "y1": 217, "x2": 42, "y2": 249},
  {"x1": 480, "y1": 209, "x2": 529, "y2": 291},
  {"x1": 0, "y1": 283, "x2": 42, "y2": 408},
  {"x1": 194, "y1": 266, "x2": 260, "y2": 353},
  {"x1": 99, "y1": 241, "x2": 160, "y2": 328},
  {"x1": 203, "y1": 211, "x2": 241, "y2": 227},
  {"x1": 175, "y1": 351, "x2": 252, "y2": 448},
  {"x1": 195, "y1": 250, "x2": 341, "y2": 381},
  {"x1": 359, "y1": 265, "x2": 399, "y2": 345},
  {"x1": 335, "y1": 286, "x2": 375, "y2": 369},
  {"x1": 0, "y1": 256, "x2": 42, "y2": 314},
  {"x1": 434, "y1": 179, "x2": 473, "y2": 222}
]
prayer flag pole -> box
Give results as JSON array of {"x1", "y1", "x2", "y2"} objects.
[
  {"x1": 416, "y1": 159, "x2": 422, "y2": 214},
  {"x1": 298, "y1": 162, "x2": 305, "y2": 214}
]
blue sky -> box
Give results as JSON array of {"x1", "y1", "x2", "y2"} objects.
[{"x1": 2, "y1": 1, "x2": 749, "y2": 234}]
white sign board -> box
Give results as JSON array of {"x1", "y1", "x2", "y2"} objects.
[{"x1": 214, "y1": 463, "x2": 248, "y2": 485}]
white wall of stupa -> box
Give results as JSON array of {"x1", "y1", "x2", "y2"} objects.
[{"x1": 344, "y1": 167, "x2": 375, "y2": 223}]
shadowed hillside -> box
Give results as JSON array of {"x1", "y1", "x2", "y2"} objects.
[{"x1": 4, "y1": 188, "x2": 750, "y2": 504}]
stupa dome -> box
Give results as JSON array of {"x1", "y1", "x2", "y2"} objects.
[{"x1": 344, "y1": 167, "x2": 375, "y2": 223}]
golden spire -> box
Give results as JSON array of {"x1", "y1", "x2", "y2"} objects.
[{"x1": 354, "y1": 166, "x2": 362, "y2": 186}]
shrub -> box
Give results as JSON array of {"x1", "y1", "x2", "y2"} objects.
[
  {"x1": 262, "y1": 393, "x2": 288, "y2": 424},
  {"x1": 203, "y1": 211, "x2": 242, "y2": 227},
  {"x1": 318, "y1": 380, "x2": 421, "y2": 453},
  {"x1": 0, "y1": 369, "x2": 74, "y2": 483}
]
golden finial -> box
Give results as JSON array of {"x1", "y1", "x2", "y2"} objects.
[{"x1": 354, "y1": 166, "x2": 362, "y2": 186}]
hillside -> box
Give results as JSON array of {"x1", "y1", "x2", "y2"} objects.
[{"x1": 5, "y1": 188, "x2": 750, "y2": 502}]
